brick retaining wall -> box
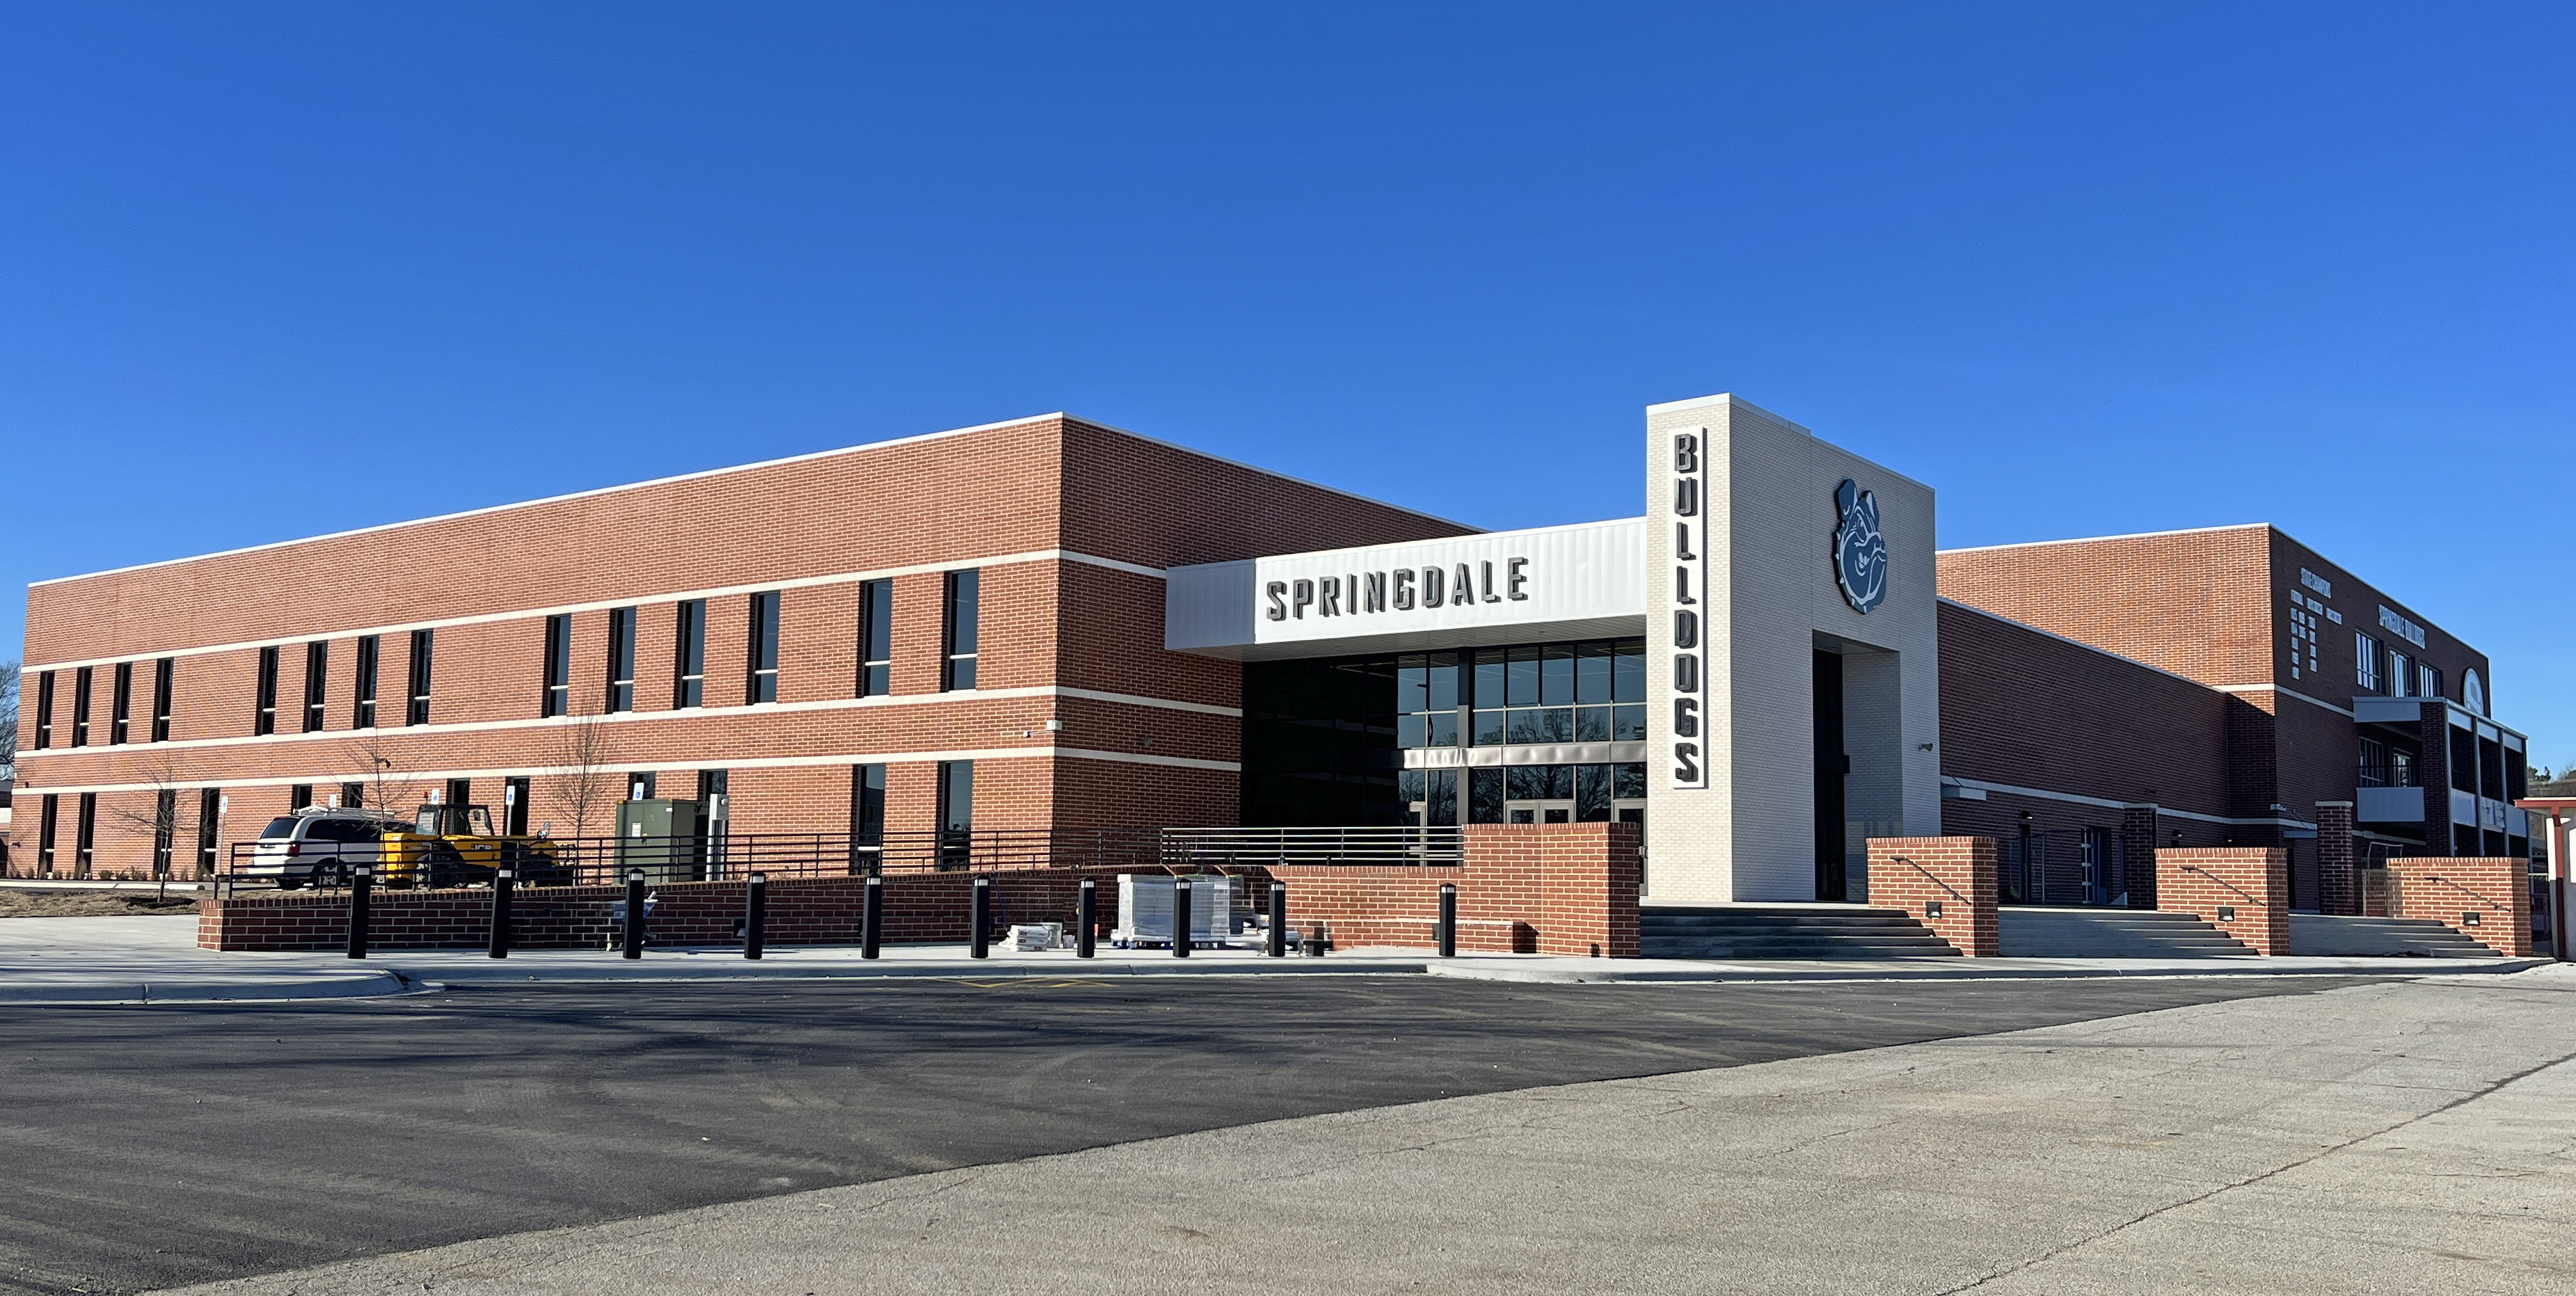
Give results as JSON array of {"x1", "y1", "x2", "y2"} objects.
[
  {"x1": 1864, "y1": 836, "x2": 1998, "y2": 956},
  {"x1": 2389, "y1": 856, "x2": 2531, "y2": 957},
  {"x1": 2154, "y1": 848, "x2": 2286, "y2": 954},
  {"x1": 1269, "y1": 823, "x2": 1641, "y2": 957}
]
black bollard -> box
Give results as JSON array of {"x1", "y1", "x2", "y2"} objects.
[
  {"x1": 1077, "y1": 877, "x2": 1097, "y2": 959},
  {"x1": 743, "y1": 872, "x2": 767, "y2": 961},
  {"x1": 487, "y1": 868, "x2": 514, "y2": 959},
  {"x1": 861, "y1": 874, "x2": 883, "y2": 959},
  {"x1": 1266, "y1": 881, "x2": 1287, "y2": 958},
  {"x1": 622, "y1": 868, "x2": 647, "y2": 959},
  {"x1": 345, "y1": 867, "x2": 373, "y2": 960},
  {"x1": 970, "y1": 876, "x2": 991, "y2": 959},
  {"x1": 1172, "y1": 877, "x2": 1192, "y2": 959},
  {"x1": 1437, "y1": 881, "x2": 1456, "y2": 959}
]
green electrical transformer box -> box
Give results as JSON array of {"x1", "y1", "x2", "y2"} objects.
[{"x1": 616, "y1": 799, "x2": 703, "y2": 879}]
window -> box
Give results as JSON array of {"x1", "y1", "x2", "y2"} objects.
[
  {"x1": 406, "y1": 630, "x2": 434, "y2": 726},
  {"x1": 340, "y1": 782, "x2": 365, "y2": 811},
  {"x1": 936, "y1": 760, "x2": 973, "y2": 866},
  {"x1": 33, "y1": 669, "x2": 54, "y2": 749},
  {"x1": 849, "y1": 765, "x2": 885, "y2": 873},
  {"x1": 446, "y1": 777, "x2": 473, "y2": 810},
  {"x1": 699, "y1": 769, "x2": 730, "y2": 869},
  {"x1": 856, "y1": 578, "x2": 892, "y2": 697},
  {"x1": 71, "y1": 665, "x2": 92, "y2": 746},
  {"x1": 254, "y1": 647, "x2": 280, "y2": 735},
  {"x1": 352, "y1": 635, "x2": 379, "y2": 728},
  {"x1": 2387, "y1": 650, "x2": 2411, "y2": 698},
  {"x1": 289, "y1": 784, "x2": 313, "y2": 810},
  {"x1": 1426, "y1": 638, "x2": 1646, "y2": 750},
  {"x1": 541, "y1": 615, "x2": 572, "y2": 717},
  {"x1": 2419, "y1": 664, "x2": 2442, "y2": 701},
  {"x1": 2354, "y1": 632, "x2": 2381, "y2": 692},
  {"x1": 605, "y1": 607, "x2": 636, "y2": 713},
  {"x1": 941, "y1": 570, "x2": 978, "y2": 691},
  {"x1": 303, "y1": 641, "x2": 329, "y2": 731},
  {"x1": 151, "y1": 657, "x2": 173, "y2": 742},
  {"x1": 75, "y1": 793, "x2": 97, "y2": 877},
  {"x1": 37, "y1": 794, "x2": 58, "y2": 874},
  {"x1": 674, "y1": 600, "x2": 706, "y2": 708},
  {"x1": 504, "y1": 776, "x2": 532, "y2": 835},
  {"x1": 747, "y1": 592, "x2": 781, "y2": 703},
  {"x1": 628, "y1": 771, "x2": 656, "y2": 801},
  {"x1": 196, "y1": 789, "x2": 222, "y2": 877},
  {"x1": 152, "y1": 790, "x2": 177, "y2": 878},
  {"x1": 109, "y1": 661, "x2": 132, "y2": 744}
]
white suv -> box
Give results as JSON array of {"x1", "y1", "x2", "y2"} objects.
[{"x1": 241, "y1": 808, "x2": 404, "y2": 889}]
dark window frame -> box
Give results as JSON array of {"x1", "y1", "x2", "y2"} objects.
[
  {"x1": 605, "y1": 607, "x2": 636, "y2": 713},
  {"x1": 406, "y1": 630, "x2": 434, "y2": 726},
  {"x1": 109, "y1": 661, "x2": 132, "y2": 744},
  {"x1": 941, "y1": 570, "x2": 979, "y2": 691},
  {"x1": 856, "y1": 578, "x2": 892, "y2": 697},
  {"x1": 37, "y1": 794, "x2": 58, "y2": 873},
  {"x1": 848, "y1": 764, "x2": 886, "y2": 872},
  {"x1": 935, "y1": 759, "x2": 973, "y2": 866},
  {"x1": 674, "y1": 599, "x2": 706, "y2": 708},
  {"x1": 74, "y1": 792, "x2": 97, "y2": 877},
  {"x1": 152, "y1": 789, "x2": 177, "y2": 878},
  {"x1": 747, "y1": 591, "x2": 781, "y2": 704},
  {"x1": 71, "y1": 665, "x2": 93, "y2": 747},
  {"x1": 302, "y1": 641, "x2": 329, "y2": 733},
  {"x1": 33, "y1": 669, "x2": 54, "y2": 750},
  {"x1": 541, "y1": 614, "x2": 572, "y2": 717},
  {"x1": 352, "y1": 635, "x2": 379, "y2": 728},
  {"x1": 196, "y1": 788, "x2": 221, "y2": 877},
  {"x1": 151, "y1": 657, "x2": 174, "y2": 742},
  {"x1": 253, "y1": 647, "x2": 279, "y2": 736}
]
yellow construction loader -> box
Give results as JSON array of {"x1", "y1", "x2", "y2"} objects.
[{"x1": 376, "y1": 803, "x2": 574, "y2": 890}]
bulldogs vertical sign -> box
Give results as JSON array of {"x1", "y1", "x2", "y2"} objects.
[{"x1": 1667, "y1": 427, "x2": 1710, "y2": 790}]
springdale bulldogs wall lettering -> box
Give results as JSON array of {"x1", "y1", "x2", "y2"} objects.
[
  {"x1": 1831, "y1": 478, "x2": 1887, "y2": 614},
  {"x1": 1667, "y1": 428, "x2": 1709, "y2": 790}
]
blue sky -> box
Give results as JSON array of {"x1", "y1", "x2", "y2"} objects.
[{"x1": 3, "y1": 3, "x2": 2569, "y2": 768}]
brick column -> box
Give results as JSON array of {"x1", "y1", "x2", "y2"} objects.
[
  {"x1": 1864, "y1": 837, "x2": 1999, "y2": 957},
  {"x1": 2314, "y1": 801, "x2": 2358, "y2": 915},
  {"x1": 2390, "y1": 856, "x2": 2532, "y2": 957},
  {"x1": 2120, "y1": 806, "x2": 2161, "y2": 909},
  {"x1": 2154, "y1": 848, "x2": 2288, "y2": 954}
]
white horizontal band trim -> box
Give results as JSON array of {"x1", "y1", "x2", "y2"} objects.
[
  {"x1": 2211, "y1": 683, "x2": 2357, "y2": 719},
  {"x1": 15, "y1": 745, "x2": 1241, "y2": 797},
  {"x1": 14, "y1": 685, "x2": 1240, "y2": 762},
  {"x1": 1941, "y1": 774, "x2": 2317, "y2": 831},
  {"x1": 23, "y1": 548, "x2": 1166, "y2": 674}
]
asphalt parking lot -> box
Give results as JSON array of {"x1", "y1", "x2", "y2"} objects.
[{"x1": 0, "y1": 973, "x2": 2374, "y2": 1295}]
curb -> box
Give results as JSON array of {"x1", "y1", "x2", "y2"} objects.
[
  {"x1": 0, "y1": 970, "x2": 420, "y2": 1007},
  {"x1": 397, "y1": 957, "x2": 1433, "y2": 985},
  {"x1": 1425, "y1": 957, "x2": 2555, "y2": 984}
]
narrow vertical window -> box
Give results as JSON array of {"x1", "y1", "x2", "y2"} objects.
[
  {"x1": 303, "y1": 641, "x2": 328, "y2": 732},
  {"x1": 941, "y1": 570, "x2": 979, "y2": 691},
  {"x1": 541, "y1": 614, "x2": 572, "y2": 717},
  {"x1": 936, "y1": 759, "x2": 973, "y2": 867},
  {"x1": 75, "y1": 793, "x2": 97, "y2": 878},
  {"x1": 352, "y1": 635, "x2": 379, "y2": 728},
  {"x1": 109, "y1": 661, "x2": 132, "y2": 744},
  {"x1": 71, "y1": 666, "x2": 93, "y2": 746},
  {"x1": 504, "y1": 776, "x2": 532, "y2": 835},
  {"x1": 855, "y1": 578, "x2": 892, "y2": 697},
  {"x1": 33, "y1": 670, "x2": 54, "y2": 750},
  {"x1": 37, "y1": 795, "x2": 59, "y2": 874},
  {"x1": 674, "y1": 599, "x2": 706, "y2": 708},
  {"x1": 253, "y1": 648, "x2": 279, "y2": 735},
  {"x1": 446, "y1": 777, "x2": 474, "y2": 810},
  {"x1": 196, "y1": 788, "x2": 222, "y2": 877},
  {"x1": 340, "y1": 782, "x2": 365, "y2": 811},
  {"x1": 848, "y1": 764, "x2": 885, "y2": 873},
  {"x1": 152, "y1": 789, "x2": 177, "y2": 878},
  {"x1": 406, "y1": 630, "x2": 434, "y2": 726},
  {"x1": 150, "y1": 657, "x2": 173, "y2": 742},
  {"x1": 747, "y1": 591, "x2": 780, "y2": 704},
  {"x1": 289, "y1": 784, "x2": 313, "y2": 810},
  {"x1": 605, "y1": 607, "x2": 636, "y2": 713},
  {"x1": 2353, "y1": 632, "x2": 2380, "y2": 692}
]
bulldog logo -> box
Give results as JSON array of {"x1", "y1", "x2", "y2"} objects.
[{"x1": 1832, "y1": 478, "x2": 1887, "y2": 614}]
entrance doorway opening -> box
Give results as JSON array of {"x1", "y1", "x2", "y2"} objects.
[{"x1": 1814, "y1": 648, "x2": 1849, "y2": 901}]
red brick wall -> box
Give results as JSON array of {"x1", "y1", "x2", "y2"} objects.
[
  {"x1": 1865, "y1": 837, "x2": 1998, "y2": 956},
  {"x1": 2315, "y1": 801, "x2": 2357, "y2": 915},
  {"x1": 2390, "y1": 856, "x2": 2531, "y2": 957},
  {"x1": 1268, "y1": 824, "x2": 1641, "y2": 957},
  {"x1": 2154, "y1": 848, "x2": 2285, "y2": 954}
]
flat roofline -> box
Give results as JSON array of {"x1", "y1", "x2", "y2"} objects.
[
  {"x1": 1646, "y1": 392, "x2": 1934, "y2": 495},
  {"x1": 1937, "y1": 522, "x2": 2271, "y2": 556},
  {"x1": 30, "y1": 412, "x2": 1474, "y2": 589},
  {"x1": 1170, "y1": 515, "x2": 1642, "y2": 572}
]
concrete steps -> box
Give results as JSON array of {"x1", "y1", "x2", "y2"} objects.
[
  {"x1": 2000, "y1": 907, "x2": 2252, "y2": 958},
  {"x1": 2289, "y1": 914, "x2": 2502, "y2": 957},
  {"x1": 1640, "y1": 906, "x2": 1959, "y2": 959}
]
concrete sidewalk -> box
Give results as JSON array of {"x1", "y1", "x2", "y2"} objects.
[
  {"x1": 157, "y1": 964, "x2": 2576, "y2": 1295},
  {"x1": 0, "y1": 914, "x2": 2551, "y2": 1003}
]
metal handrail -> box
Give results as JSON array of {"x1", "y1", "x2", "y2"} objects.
[
  {"x1": 2180, "y1": 864, "x2": 2264, "y2": 907},
  {"x1": 2420, "y1": 872, "x2": 2515, "y2": 913},
  {"x1": 1885, "y1": 854, "x2": 1968, "y2": 906}
]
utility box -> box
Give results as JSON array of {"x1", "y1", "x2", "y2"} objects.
[
  {"x1": 616, "y1": 799, "x2": 703, "y2": 881},
  {"x1": 1113, "y1": 874, "x2": 1234, "y2": 947}
]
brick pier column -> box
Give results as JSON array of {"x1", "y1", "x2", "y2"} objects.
[
  {"x1": 1865, "y1": 837, "x2": 1999, "y2": 956},
  {"x1": 2314, "y1": 801, "x2": 2358, "y2": 915},
  {"x1": 2120, "y1": 805, "x2": 2161, "y2": 909},
  {"x1": 2154, "y1": 848, "x2": 2289, "y2": 954}
]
